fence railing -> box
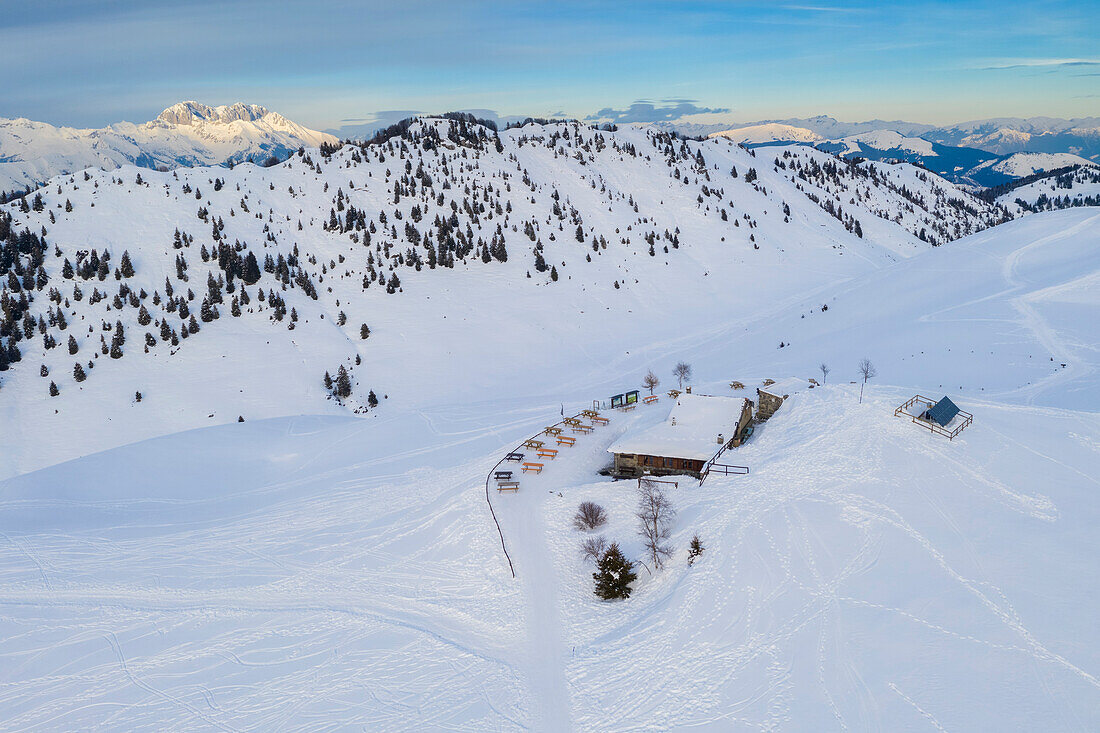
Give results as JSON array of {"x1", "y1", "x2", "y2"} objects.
[
  {"x1": 893, "y1": 395, "x2": 973, "y2": 440},
  {"x1": 699, "y1": 438, "x2": 750, "y2": 485}
]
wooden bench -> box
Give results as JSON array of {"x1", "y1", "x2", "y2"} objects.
[
  {"x1": 556, "y1": 436, "x2": 576, "y2": 447},
  {"x1": 504, "y1": 452, "x2": 524, "y2": 463},
  {"x1": 572, "y1": 425, "x2": 593, "y2": 434},
  {"x1": 497, "y1": 481, "x2": 520, "y2": 492},
  {"x1": 494, "y1": 470, "x2": 513, "y2": 481},
  {"x1": 522, "y1": 462, "x2": 544, "y2": 474},
  {"x1": 523, "y1": 439, "x2": 545, "y2": 450},
  {"x1": 622, "y1": 404, "x2": 636, "y2": 411},
  {"x1": 536, "y1": 448, "x2": 558, "y2": 459},
  {"x1": 544, "y1": 426, "x2": 563, "y2": 436},
  {"x1": 591, "y1": 416, "x2": 609, "y2": 426},
  {"x1": 643, "y1": 395, "x2": 659, "y2": 404}
]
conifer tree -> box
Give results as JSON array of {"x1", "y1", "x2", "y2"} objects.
[
  {"x1": 593, "y1": 543, "x2": 636, "y2": 600},
  {"x1": 73, "y1": 362, "x2": 86, "y2": 382},
  {"x1": 49, "y1": 381, "x2": 59, "y2": 396}
]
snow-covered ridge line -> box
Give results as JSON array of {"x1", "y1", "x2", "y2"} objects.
[{"x1": 0, "y1": 101, "x2": 337, "y2": 193}]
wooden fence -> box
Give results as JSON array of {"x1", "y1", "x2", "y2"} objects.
[{"x1": 893, "y1": 395, "x2": 973, "y2": 440}]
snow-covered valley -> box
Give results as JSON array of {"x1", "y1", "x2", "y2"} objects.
[{"x1": 1, "y1": 118, "x2": 1098, "y2": 730}]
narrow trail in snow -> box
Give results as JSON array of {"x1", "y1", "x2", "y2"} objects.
[{"x1": 513, "y1": 492, "x2": 572, "y2": 731}]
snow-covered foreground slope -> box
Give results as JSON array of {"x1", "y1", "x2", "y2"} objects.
[
  {"x1": 0, "y1": 102, "x2": 336, "y2": 191},
  {"x1": 1, "y1": 382, "x2": 1097, "y2": 730}
]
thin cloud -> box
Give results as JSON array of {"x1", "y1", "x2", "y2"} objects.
[
  {"x1": 976, "y1": 58, "x2": 1100, "y2": 70},
  {"x1": 781, "y1": 4, "x2": 858, "y2": 12},
  {"x1": 586, "y1": 101, "x2": 730, "y2": 124}
]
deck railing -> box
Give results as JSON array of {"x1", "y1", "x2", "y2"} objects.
[{"x1": 893, "y1": 395, "x2": 974, "y2": 440}]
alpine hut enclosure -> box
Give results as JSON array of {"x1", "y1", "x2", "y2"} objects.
[
  {"x1": 607, "y1": 393, "x2": 754, "y2": 478},
  {"x1": 894, "y1": 394, "x2": 974, "y2": 440}
]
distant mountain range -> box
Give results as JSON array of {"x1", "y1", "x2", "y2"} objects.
[
  {"x1": 2, "y1": 104, "x2": 1097, "y2": 194},
  {"x1": 0, "y1": 102, "x2": 336, "y2": 192},
  {"x1": 702, "y1": 118, "x2": 1100, "y2": 187}
]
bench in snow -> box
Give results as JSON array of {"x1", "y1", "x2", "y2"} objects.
[
  {"x1": 522, "y1": 462, "x2": 544, "y2": 474},
  {"x1": 572, "y1": 425, "x2": 593, "y2": 434},
  {"x1": 505, "y1": 452, "x2": 525, "y2": 462},
  {"x1": 536, "y1": 448, "x2": 558, "y2": 459},
  {"x1": 643, "y1": 395, "x2": 659, "y2": 404},
  {"x1": 591, "y1": 416, "x2": 609, "y2": 425},
  {"x1": 497, "y1": 481, "x2": 520, "y2": 492},
  {"x1": 494, "y1": 470, "x2": 513, "y2": 481},
  {"x1": 523, "y1": 439, "x2": 545, "y2": 450},
  {"x1": 544, "y1": 426, "x2": 563, "y2": 436},
  {"x1": 556, "y1": 436, "x2": 576, "y2": 447}
]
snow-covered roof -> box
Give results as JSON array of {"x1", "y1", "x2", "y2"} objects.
[
  {"x1": 607, "y1": 393, "x2": 749, "y2": 461},
  {"x1": 759, "y1": 377, "x2": 810, "y2": 399}
]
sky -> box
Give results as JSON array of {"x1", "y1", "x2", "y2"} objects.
[{"x1": 1, "y1": 0, "x2": 1097, "y2": 131}]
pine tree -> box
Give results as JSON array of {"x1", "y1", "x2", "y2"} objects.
[
  {"x1": 550, "y1": 265, "x2": 559, "y2": 282},
  {"x1": 120, "y1": 251, "x2": 135, "y2": 277},
  {"x1": 688, "y1": 535, "x2": 704, "y2": 565},
  {"x1": 323, "y1": 371, "x2": 333, "y2": 391},
  {"x1": 242, "y1": 251, "x2": 261, "y2": 284},
  {"x1": 367, "y1": 390, "x2": 378, "y2": 408},
  {"x1": 335, "y1": 366, "x2": 352, "y2": 398},
  {"x1": 73, "y1": 362, "x2": 86, "y2": 382},
  {"x1": 360, "y1": 323, "x2": 370, "y2": 339},
  {"x1": 49, "y1": 381, "x2": 59, "y2": 396},
  {"x1": 593, "y1": 543, "x2": 636, "y2": 600}
]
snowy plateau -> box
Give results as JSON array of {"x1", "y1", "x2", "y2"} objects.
[{"x1": 0, "y1": 116, "x2": 1098, "y2": 730}]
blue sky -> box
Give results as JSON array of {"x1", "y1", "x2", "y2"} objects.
[{"x1": 1, "y1": 0, "x2": 1096, "y2": 130}]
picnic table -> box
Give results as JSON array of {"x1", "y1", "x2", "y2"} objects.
[
  {"x1": 522, "y1": 462, "x2": 544, "y2": 474},
  {"x1": 556, "y1": 436, "x2": 576, "y2": 447},
  {"x1": 591, "y1": 416, "x2": 609, "y2": 426},
  {"x1": 497, "y1": 481, "x2": 520, "y2": 492},
  {"x1": 494, "y1": 470, "x2": 513, "y2": 481},
  {"x1": 544, "y1": 426, "x2": 563, "y2": 436},
  {"x1": 505, "y1": 451, "x2": 525, "y2": 462},
  {"x1": 523, "y1": 439, "x2": 545, "y2": 450},
  {"x1": 563, "y1": 417, "x2": 582, "y2": 427},
  {"x1": 581, "y1": 409, "x2": 599, "y2": 419},
  {"x1": 536, "y1": 448, "x2": 558, "y2": 460},
  {"x1": 667, "y1": 389, "x2": 680, "y2": 398}
]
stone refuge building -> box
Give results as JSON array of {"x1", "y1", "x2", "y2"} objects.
[
  {"x1": 756, "y1": 377, "x2": 810, "y2": 420},
  {"x1": 607, "y1": 393, "x2": 754, "y2": 478}
]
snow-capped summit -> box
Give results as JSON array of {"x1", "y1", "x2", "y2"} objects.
[
  {"x1": 0, "y1": 102, "x2": 337, "y2": 192},
  {"x1": 707, "y1": 123, "x2": 822, "y2": 144},
  {"x1": 156, "y1": 101, "x2": 270, "y2": 125}
]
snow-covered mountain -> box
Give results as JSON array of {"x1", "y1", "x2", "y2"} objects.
[
  {"x1": 706, "y1": 122, "x2": 822, "y2": 144},
  {"x1": 0, "y1": 101, "x2": 337, "y2": 193},
  {"x1": 995, "y1": 162, "x2": 1100, "y2": 212},
  {"x1": 0, "y1": 116, "x2": 1013, "y2": 476}
]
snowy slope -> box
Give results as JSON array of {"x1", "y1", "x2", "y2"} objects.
[
  {"x1": 0, "y1": 114, "x2": 1098, "y2": 729},
  {"x1": 998, "y1": 164, "x2": 1100, "y2": 211},
  {"x1": 0, "y1": 102, "x2": 336, "y2": 192},
  {"x1": 0, "y1": 118, "x2": 1010, "y2": 477},
  {"x1": 706, "y1": 123, "x2": 822, "y2": 144}
]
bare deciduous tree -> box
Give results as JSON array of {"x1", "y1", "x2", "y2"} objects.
[
  {"x1": 643, "y1": 369, "x2": 660, "y2": 395},
  {"x1": 673, "y1": 361, "x2": 693, "y2": 389},
  {"x1": 819, "y1": 363, "x2": 830, "y2": 384},
  {"x1": 573, "y1": 501, "x2": 608, "y2": 531},
  {"x1": 636, "y1": 479, "x2": 676, "y2": 569},
  {"x1": 580, "y1": 535, "x2": 608, "y2": 565},
  {"x1": 858, "y1": 358, "x2": 876, "y2": 404}
]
